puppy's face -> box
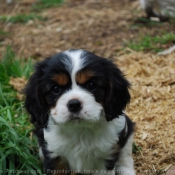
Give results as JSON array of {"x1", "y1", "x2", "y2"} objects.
[
  {"x1": 25, "y1": 49, "x2": 130, "y2": 126},
  {"x1": 45, "y1": 50, "x2": 106, "y2": 124}
]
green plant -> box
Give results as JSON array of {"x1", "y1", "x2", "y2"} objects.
[
  {"x1": 126, "y1": 33, "x2": 175, "y2": 52},
  {"x1": 0, "y1": 47, "x2": 42, "y2": 175},
  {"x1": 0, "y1": 30, "x2": 10, "y2": 37},
  {"x1": 0, "y1": 14, "x2": 45, "y2": 23},
  {"x1": 132, "y1": 142, "x2": 142, "y2": 154},
  {"x1": 131, "y1": 17, "x2": 163, "y2": 29},
  {"x1": 32, "y1": 0, "x2": 64, "y2": 10}
]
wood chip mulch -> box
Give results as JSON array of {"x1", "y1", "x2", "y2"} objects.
[{"x1": 114, "y1": 52, "x2": 175, "y2": 175}]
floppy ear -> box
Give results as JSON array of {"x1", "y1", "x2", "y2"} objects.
[
  {"x1": 104, "y1": 66, "x2": 130, "y2": 121},
  {"x1": 24, "y1": 59, "x2": 50, "y2": 127}
]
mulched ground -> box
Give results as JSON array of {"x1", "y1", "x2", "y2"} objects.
[
  {"x1": 1, "y1": 0, "x2": 175, "y2": 174},
  {"x1": 116, "y1": 52, "x2": 175, "y2": 175}
]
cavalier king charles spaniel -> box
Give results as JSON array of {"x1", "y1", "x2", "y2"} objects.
[
  {"x1": 24, "y1": 49, "x2": 135, "y2": 175},
  {"x1": 140, "y1": 0, "x2": 175, "y2": 21}
]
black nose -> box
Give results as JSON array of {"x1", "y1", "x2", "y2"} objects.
[{"x1": 67, "y1": 99, "x2": 82, "y2": 113}]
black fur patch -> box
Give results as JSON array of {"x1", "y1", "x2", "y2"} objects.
[{"x1": 105, "y1": 114, "x2": 135, "y2": 171}]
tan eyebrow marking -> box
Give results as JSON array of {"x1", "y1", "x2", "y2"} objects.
[
  {"x1": 52, "y1": 73, "x2": 69, "y2": 86},
  {"x1": 76, "y1": 70, "x2": 94, "y2": 84}
]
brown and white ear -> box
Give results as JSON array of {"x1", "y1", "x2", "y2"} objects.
[
  {"x1": 24, "y1": 59, "x2": 50, "y2": 127},
  {"x1": 104, "y1": 66, "x2": 130, "y2": 121}
]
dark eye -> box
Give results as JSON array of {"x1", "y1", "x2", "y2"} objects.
[
  {"x1": 86, "y1": 81, "x2": 97, "y2": 91},
  {"x1": 52, "y1": 85, "x2": 61, "y2": 94}
]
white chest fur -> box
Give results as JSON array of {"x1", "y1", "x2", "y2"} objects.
[{"x1": 44, "y1": 115, "x2": 126, "y2": 172}]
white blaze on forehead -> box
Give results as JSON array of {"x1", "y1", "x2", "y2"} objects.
[{"x1": 64, "y1": 49, "x2": 84, "y2": 88}]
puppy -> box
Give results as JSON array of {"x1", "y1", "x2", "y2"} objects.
[
  {"x1": 24, "y1": 49, "x2": 135, "y2": 175},
  {"x1": 140, "y1": 0, "x2": 175, "y2": 21}
]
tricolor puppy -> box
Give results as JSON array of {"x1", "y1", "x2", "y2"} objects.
[
  {"x1": 140, "y1": 0, "x2": 175, "y2": 21},
  {"x1": 24, "y1": 49, "x2": 135, "y2": 175}
]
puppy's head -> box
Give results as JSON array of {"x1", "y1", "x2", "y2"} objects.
[{"x1": 24, "y1": 49, "x2": 130, "y2": 127}]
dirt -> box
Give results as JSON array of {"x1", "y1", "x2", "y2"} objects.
[
  {"x1": 1, "y1": 0, "x2": 175, "y2": 59},
  {"x1": 116, "y1": 52, "x2": 175, "y2": 175},
  {"x1": 1, "y1": 0, "x2": 175, "y2": 175}
]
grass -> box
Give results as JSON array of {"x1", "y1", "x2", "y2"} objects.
[
  {"x1": 0, "y1": 47, "x2": 42, "y2": 175},
  {"x1": 0, "y1": 14, "x2": 45, "y2": 23},
  {"x1": 32, "y1": 0, "x2": 64, "y2": 11},
  {"x1": 0, "y1": 30, "x2": 11, "y2": 44},
  {"x1": 0, "y1": 30, "x2": 10, "y2": 37},
  {"x1": 126, "y1": 33, "x2": 175, "y2": 52},
  {"x1": 132, "y1": 142, "x2": 142, "y2": 154},
  {"x1": 131, "y1": 17, "x2": 164, "y2": 29}
]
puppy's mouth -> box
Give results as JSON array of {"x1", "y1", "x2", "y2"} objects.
[{"x1": 69, "y1": 114, "x2": 82, "y2": 121}]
